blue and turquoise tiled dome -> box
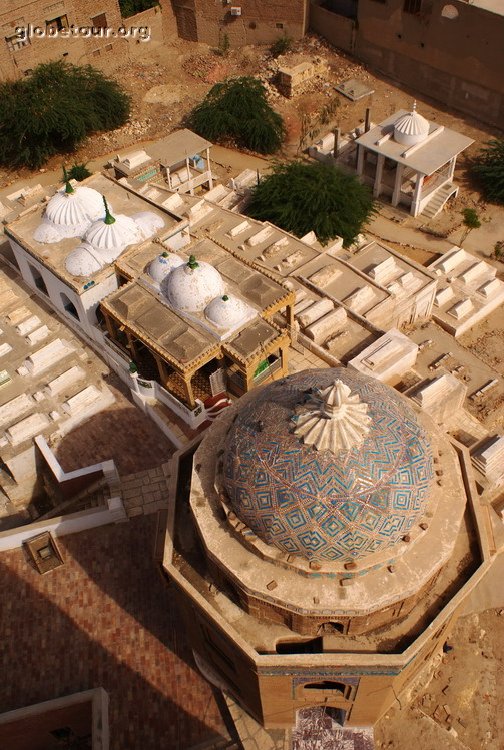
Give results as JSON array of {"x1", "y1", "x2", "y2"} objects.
[{"x1": 223, "y1": 368, "x2": 434, "y2": 563}]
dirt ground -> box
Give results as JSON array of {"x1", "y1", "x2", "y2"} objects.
[{"x1": 375, "y1": 608, "x2": 504, "y2": 750}]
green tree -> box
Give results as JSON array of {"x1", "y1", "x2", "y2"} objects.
[
  {"x1": 0, "y1": 61, "x2": 130, "y2": 169},
  {"x1": 188, "y1": 77, "x2": 285, "y2": 155},
  {"x1": 246, "y1": 161, "x2": 375, "y2": 247},
  {"x1": 270, "y1": 35, "x2": 293, "y2": 58},
  {"x1": 68, "y1": 162, "x2": 92, "y2": 181},
  {"x1": 460, "y1": 207, "x2": 481, "y2": 244},
  {"x1": 471, "y1": 139, "x2": 504, "y2": 204},
  {"x1": 119, "y1": 0, "x2": 158, "y2": 18}
]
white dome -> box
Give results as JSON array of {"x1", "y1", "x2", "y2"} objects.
[
  {"x1": 84, "y1": 213, "x2": 141, "y2": 262},
  {"x1": 205, "y1": 294, "x2": 251, "y2": 329},
  {"x1": 65, "y1": 242, "x2": 104, "y2": 277},
  {"x1": 394, "y1": 103, "x2": 430, "y2": 146},
  {"x1": 46, "y1": 185, "x2": 105, "y2": 227},
  {"x1": 132, "y1": 211, "x2": 165, "y2": 240},
  {"x1": 33, "y1": 219, "x2": 65, "y2": 244},
  {"x1": 164, "y1": 256, "x2": 225, "y2": 312},
  {"x1": 147, "y1": 252, "x2": 184, "y2": 283}
]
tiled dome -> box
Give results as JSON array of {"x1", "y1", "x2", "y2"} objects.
[{"x1": 223, "y1": 368, "x2": 434, "y2": 563}]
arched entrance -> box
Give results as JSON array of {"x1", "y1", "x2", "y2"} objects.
[
  {"x1": 317, "y1": 621, "x2": 345, "y2": 635},
  {"x1": 60, "y1": 292, "x2": 79, "y2": 320}
]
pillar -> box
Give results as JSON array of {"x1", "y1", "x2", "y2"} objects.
[
  {"x1": 411, "y1": 173, "x2": 425, "y2": 217},
  {"x1": 356, "y1": 145, "x2": 365, "y2": 176},
  {"x1": 186, "y1": 155, "x2": 192, "y2": 195},
  {"x1": 373, "y1": 154, "x2": 385, "y2": 198},
  {"x1": 206, "y1": 147, "x2": 213, "y2": 189},
  {"x1": 392, "y1": 163, "x2": 405, "y2": 207},
  {"x1": 448, "y1": 157, "x2": 456, "y2": 181},
  {"x1": 182, "y1": 373, "x2": 196, "y2": 408},
  {"x1": 102, "y1": 311, "x2": 116, "y2": 341}
]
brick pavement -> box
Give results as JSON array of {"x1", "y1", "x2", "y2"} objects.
[
  {"x1": 52, "y1": 379, "x2": 177, "y2": 475},
  {"x1": 120, "y1": 462, "x2": 172, "y2": 518},
  {"x1": 0, "y1": 516, "x2": 228, "y2": 749}
]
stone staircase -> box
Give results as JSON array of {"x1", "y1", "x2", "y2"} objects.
[{"x1": 421, "y1": 183, "x2": 458, "y2": 219}]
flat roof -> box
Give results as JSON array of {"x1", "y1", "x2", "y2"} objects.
[
  {"x1": 102, "y1": 279, "x2": 220, "y2": 369},
  {"x1": 107, "y1": 238, "x2": 292, "y2": 370},
  {"x1": 158, "y1": 129, "x2": 212, "y2": 167},
  {"x1": 356, "y1": 110, "x2": 474, "y2": 176},
  {"x1": 5, "y1": 174, "x2": 182, "y2": 295}
]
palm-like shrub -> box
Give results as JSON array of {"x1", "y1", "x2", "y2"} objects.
[
  {"x1": 246, "y1": 161, "x2": 375, "y2": 247},
  {"x1": 0, "y1": 61, "x2": 130, "y2": 169},
  {"x1": 471, "y1": 140, "x2": 504, "y2": 204},
  {"x1": 188, "y1": 77, "x2": 285, "y2": 155}
]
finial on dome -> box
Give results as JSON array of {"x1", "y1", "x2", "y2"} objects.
[
  {"x1": 412, "y1": 100, "x2": 417, "y2": 112},
  {"x1": 161, "y1": 251, "x2": 168, "y2": 257},
  {"x1": 102, "y1": 196, "x2": 115, "y2": 225},
  {"x1": 292, "y1": 379, "x2": 372, "y2": 454},
  {"x1": 222, "y1": 294, "x2": 229, "y2": 301},
  {"x1": 62, "y1": 166, "x2": 74, "y2": 195},
  {"x1": 187, "y1": 254, "x2": 199, "y2": 270}
]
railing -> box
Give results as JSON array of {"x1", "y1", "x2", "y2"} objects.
[
  {"x1": 253, "y1": 357, "x2": 282, "y2": 386},
  {"x1": 131, "y1": 373, "x2": 207, "y2": 429}
]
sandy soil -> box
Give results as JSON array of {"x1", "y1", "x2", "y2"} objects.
[{"x1": 375, "y1": 608, "x2": 504, "y2": 750}]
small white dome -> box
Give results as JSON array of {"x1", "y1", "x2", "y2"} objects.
[
  {"x1": 33, "y1": 219, "x2": 65, "y2": 244},
  {"x1": 164, "y1": 256, "x2": 225, "y2": 312},
  {"x1": 205, "y1": 294, "x2": 251, "y2": 329},
  {"x1": 147, "y1": 252, "x2": 184, "y2": 283},
  {"x1": 65, "y1": 242, "x2": 104, "y2": 277},
  {"x1": 84, "y1": 213, "x2": 141, "y2": 262},
  {"x1": 46, "y1": 185, "x2": 105, "y2": 227},
  {"x1": 132, "y1": 211, "x2": 165, "y2": 240},
  {"x1": 394, "y1": 103, "x2": 430, "y2": 146}
]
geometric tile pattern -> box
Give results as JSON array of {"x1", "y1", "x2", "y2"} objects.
[{"x1": 224, "y1": 368, "x2": 434, "y2": 563}]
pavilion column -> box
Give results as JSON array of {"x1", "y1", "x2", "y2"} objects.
[
  {"x1": 125, "y1": 331, "x2": 138, "y2": 361},
  {"x1": 411, "y1": 173, "x2": 425, "y2": 217},
  {"x1": 155, "y1": 355, "x2": 170, "y2": 389},
  {"x1": 356, "y1": 145, "x2": 365, "y2": 176},
  {"x1": 185, "y1": 155, "x2": 193, "y2": 195},
  {"x1": 182, "y1": 373, "x2": 196, "y2": 408},
  {"x1": 392, "y1": 163, "x2": 405, "y2": 207},
  {"x1": 373, "y1": 154, "x2": 385, "y2": 198},
  {"x1": 448, "y1": 156, "x2": 456, "y2": 181},
  {"x1": 280, "y1": 343, "x2": 289, "y2": 378},
  {"x1": 103, "y1": 311, "x2": 116, "y2": 341},
  {"x1": 206, "y1": 147, "x2": 213, "y2": 189}
]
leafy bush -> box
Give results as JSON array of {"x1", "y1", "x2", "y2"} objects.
[
  {"x1": 68, "y1": 163, "x2": 92, "y2": 181},
  {"x1": 119, "y1": 0, "x2": 158, "y2": 18},
  {"x1": 215, "y1": 32, "x2": 230, "y2": 57},
  {"x1": 246, "y1": 161, "x2": 375, "y2": 247},
  {"x1": 270, "y1": 35, "x2": 293, "y2": 58},
  {"x1": 0, "y1": 61, "x2": 130, "y2": 169},
  {"x1": 471, "y1": 139, "x2": 504, "y2": 204},
  {"x1": 188, "y1": 77, "x2": 285, "y2": 154}
]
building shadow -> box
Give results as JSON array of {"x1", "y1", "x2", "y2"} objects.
[
  {"x1": 52, "y1": 401, "x2": 176, "y2": 476},
  {"x1": 0, "y1": 517, "x2": 228, "y2": 749}
]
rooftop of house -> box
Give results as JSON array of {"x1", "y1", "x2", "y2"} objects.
[
  {"x1": 356, "y1": 109, "x2": 474, "y2": 175},
  {"x1": 104, "y1": 237, "x2": 293, "y2": 371},
  {"x1": 5, "y1": 174, "x2": 184, "y2": 295}
]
